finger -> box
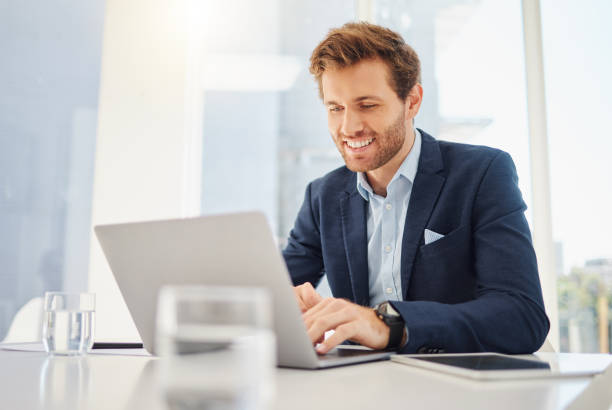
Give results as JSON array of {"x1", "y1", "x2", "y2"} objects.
[
  {"x1": 306, "y1": 308, "x2": 354, "y2": 344},
  {"x1": 293, "y1": 288, "x2": 308, "y2": 312},
  {"x1": 303, "y1": 299, "x2": 352, "y2": 330},
  {"x1": 302, "y1": 298, "x2": 333, "y2": 322},
  {"x1": 299, "y1": 282, "x2": 323, "y2": 310},
  {"x1": 295, "y1": 283, "x2": 323, "y2": 312},
  {"x1": 303, "y1": 289, "x2": 323, "y2": 309},
  {"x1": 302, "y1": 297, "x2": 345, "y2": 322},
  {"x1": 316, "y1": 322, "x2": 358, "y2": 354}
]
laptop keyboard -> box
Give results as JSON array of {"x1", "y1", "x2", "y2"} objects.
[{"x1": 317, "y1": 347, "x2": 385, "y2": 358}]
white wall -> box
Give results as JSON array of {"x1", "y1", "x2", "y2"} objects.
[{"x1": 89, "y1": 0, "x2": 203, "y2": 341}]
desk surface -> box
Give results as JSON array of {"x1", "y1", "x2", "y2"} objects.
[{"x1": 0, "y1": 347, "x2": 610, "y2": 410}]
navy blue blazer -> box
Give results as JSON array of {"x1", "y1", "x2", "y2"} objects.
[{"x1": 282, "y1": 130, "x2": 549, "y2": 354}]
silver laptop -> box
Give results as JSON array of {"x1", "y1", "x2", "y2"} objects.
[{"x1": 94, "y1": 211, "x2": 390, "y2": 369}]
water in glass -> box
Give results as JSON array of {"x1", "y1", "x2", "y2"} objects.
[
  {"x1": 42, "y1": 292, "x2": 95, "y2": 355},
  {"x1": 43, "y1": 310, "x2": 94, "y2": 355}
]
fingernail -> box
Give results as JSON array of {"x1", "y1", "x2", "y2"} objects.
[{"x1": 316, "y1": 345, "x2": 326, "y2": 354}]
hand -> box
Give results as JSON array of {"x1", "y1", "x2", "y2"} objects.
[
  {"x1": 302, "y1": 298, "x2": 390, "y2": 354},
  {"x1": 293, "y1": 282, "x2": 323, "y2": 313}
]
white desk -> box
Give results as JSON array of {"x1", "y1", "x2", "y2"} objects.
[{"x1": 0, "y1": 347, "x2": 610, "y2": 410}]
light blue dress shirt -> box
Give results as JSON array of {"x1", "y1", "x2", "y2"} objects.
[{"x1": 356, "y1": 129, "x2": 422, "y2": 307}]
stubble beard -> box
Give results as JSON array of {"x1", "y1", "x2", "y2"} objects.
[{"x1": 336, "y1": 112, "x2": 407, "y2": 173}]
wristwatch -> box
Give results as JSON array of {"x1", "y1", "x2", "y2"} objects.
[{"x1": 374, "y1": 301, "x2": 406, "y2": 350}]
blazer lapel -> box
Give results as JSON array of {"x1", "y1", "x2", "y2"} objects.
[
  {"x1": 340, "y1": 191, "x2": 370, "y2": 307},
  {"x1": 400, "y1": 131, "x2": 446, "y2": 298}
]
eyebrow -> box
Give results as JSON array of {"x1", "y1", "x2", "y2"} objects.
[{"x1": 325, "y1": 96, "x2": 383, "y2": 106}]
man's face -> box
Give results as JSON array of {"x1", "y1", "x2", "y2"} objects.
[{"x1": 321, "y1": 58, "x2": 409, "y2": 173}]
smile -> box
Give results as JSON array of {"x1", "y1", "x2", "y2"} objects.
[{"x1": 345, "y1": 138, "x2": 374, "y2": 149}]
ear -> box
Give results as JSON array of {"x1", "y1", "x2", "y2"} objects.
[{"x1": 404, "y1": 83, "x2": 423, "y2": 121}]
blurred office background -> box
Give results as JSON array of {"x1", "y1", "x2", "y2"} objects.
[{"x1": 1, "y1": 0, "x2": 610, "y2": 353}]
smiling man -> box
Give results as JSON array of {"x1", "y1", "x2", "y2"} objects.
[{"x1": 283, "y1": 22, "x2": 549, "y2": 354}]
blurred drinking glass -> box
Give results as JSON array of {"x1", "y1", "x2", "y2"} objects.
[
  {"x1": 42, "y1": 292, "x2": 95, "y2": 355},
  {"x1": 156, "y1": 285, "x2": 276, "y2": 410}
]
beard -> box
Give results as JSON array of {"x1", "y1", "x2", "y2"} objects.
[{"x1": 335, "y1": 111, "x2": 407, "y2": 173}]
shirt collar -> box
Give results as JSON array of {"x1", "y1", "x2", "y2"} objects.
[{"x1": 356, "y1": 128, "x2": 422, "y2": 201}]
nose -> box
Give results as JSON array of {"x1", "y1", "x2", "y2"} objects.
[{"x1": 340, "y1": 108, "x2": 364, "y2": 137}]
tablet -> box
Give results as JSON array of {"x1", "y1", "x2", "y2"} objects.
[{"x1": 390, "y1": 353, "x2": 605, "y2": 380}]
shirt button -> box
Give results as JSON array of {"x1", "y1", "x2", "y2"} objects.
[
  {"x1": 385, "y1": 203, "x2": 392, "y2": 210},
  {"x1": 385, "y1": 245, "x2": 392, "y2": 252},
  {"x1": 386, "y1": 288, "x2": 393, "y2": 294}
]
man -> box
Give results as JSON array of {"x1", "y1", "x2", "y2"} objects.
[{"x1": 282, "y1": 22, "x2": 549, "y2": 355}]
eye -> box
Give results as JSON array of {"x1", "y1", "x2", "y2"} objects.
[
  {"x1": 360, "y1": 104, "x2": 377, "y2": 110},
  {"x1": 328, "y1": 106, "x2": 344, "y2": 113}
]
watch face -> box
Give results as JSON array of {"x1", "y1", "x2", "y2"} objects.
[
  {"x1": 380, "y1": 302, "x2": 400, "y2": 317},
  {"x1": 381, "y1": 302, "x2": 399, "y2": 316}
]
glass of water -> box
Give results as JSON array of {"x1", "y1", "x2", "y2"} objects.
[
  {"x1": 156, "y1": 285, "x2": 276, "y2": 410},
  {"x1": 42, "y1": 292, "x2": 95, "y2": 355}
]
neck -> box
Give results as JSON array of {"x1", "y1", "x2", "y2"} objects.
[{"x1": 366, "y1": 128, "x2": 415, "y2": 197}]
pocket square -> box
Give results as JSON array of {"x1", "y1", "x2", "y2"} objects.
[{"x1": 424, "y1": 228, "x2": 444, "y2": 245}]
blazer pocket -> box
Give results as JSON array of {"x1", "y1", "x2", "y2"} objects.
[
  {"x1": 418, "y1": 225, "x2": 470, "y2": 259},
  {"x1": 411, "y1": 224, "x2": 474, "y2": 304}
]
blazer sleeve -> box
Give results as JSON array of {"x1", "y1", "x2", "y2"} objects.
[
  {"x1": 282, "y1": 182, "x2": 325, "y2": 287},
  {"x1": 390, "y1": 151, "x2": 550, "y2": 354}
]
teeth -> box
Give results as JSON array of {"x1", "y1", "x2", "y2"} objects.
[{"x1": 346, "y1": 138, "x2": 373, "y2": 148}]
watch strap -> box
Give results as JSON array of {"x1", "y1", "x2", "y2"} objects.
[
  {"x1": 375, "y1": 302, "x2": 405, "y2": 350},
  {"x1": 385, "y1": 318, "x2": 404, "y2": 350}
]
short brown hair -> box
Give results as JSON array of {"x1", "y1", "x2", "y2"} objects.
[{"x1": 309, "y1": 22, "x2": 421, "y2": 101}]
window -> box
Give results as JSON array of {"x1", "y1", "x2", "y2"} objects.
[
  {"x1": 541, "y1": 0, "x2": 612, "y2": 353},
  {"x1": 373, "y1": 0, "x2": 532, "y2": 221},
  {"x1": 0, "y1": 0, "x2": 104, "y2": 340}
]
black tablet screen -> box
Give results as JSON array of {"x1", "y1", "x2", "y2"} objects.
[{"x1": 413, "y1": 355, "x2": 551, "y2": 371}]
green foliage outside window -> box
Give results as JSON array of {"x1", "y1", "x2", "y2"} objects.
[{"x1": 558, "y1": 268, "x2": 612, "y2": 352}]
